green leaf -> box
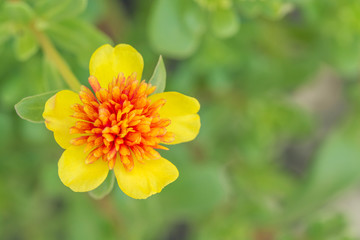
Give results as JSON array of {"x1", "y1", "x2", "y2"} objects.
[
  {"x1": 34, "y1": 0, "x2": 87, "y2": 22},
  {"x1": 14, "y1": 28, "x2": 39, "y2": 61},
  {"x1": 3, "y1": 1, "x2": 34, "y2": 24},
  {"x1": 42, "y1": 56, "x2": 64, "y2": 90},
  {"x1": 46, "y1": 19, "x2": 112, "y2": 67},
  {"x1": 0, "y1": 23, "x2": 13, "y2": 47},
  {"x1": 281, "y1": 116, "x2": 360, "y2": 223},
  {"x1": 160, "y1": 163, "x2": 227, "y2": 219},
  {"x1": 89, "y1": 171, "x2": 115, "y2": 200},
  {"x1": 156, "y1": 145, "x2": 228, "y2": 219},
  {"x1": 211, "y1": 7, "x2": 240, "y2": 38},
  {"x1": 149, "y1": 0, "x2": 200, "y2": 59},
  {"x1": 149, "y1": 56, "x2": 166, "y2": 94},
  {"x1": 14, "y1": 91, "x2": 58, "y2": 123},
  {"x1": 306, "y1": 215, "x2": 348, "y2": 239},
  {"x1": 182, "y1": 1, "x2": 206, "y2": 36}
]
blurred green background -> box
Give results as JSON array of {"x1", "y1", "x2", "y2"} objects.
[{"x1": 2, "y1": 0, "x2": 360, "y2": 239}]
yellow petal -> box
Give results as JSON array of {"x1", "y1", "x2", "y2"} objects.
[
  {"x1": 149, "y1": 92, "x2": 201, "y2": 144},
  {"x1": 43, "y1": 90, "x2": 81, "y2": 149},
  {"x1": 166, "y1": 114, "x2": 200, "y2": 144},
  {"x1": 89, "y1": 44, "x2": 144, "y2": 88},
  {"x1": 114, "y1": 157, "x2": 179, "y2": 199},
  {"x1": 149, "y1": 91, "x2": 200, "y2": 117},
  {"x1": 58, "y1": 145, "x2": 109, "y2": 192}
]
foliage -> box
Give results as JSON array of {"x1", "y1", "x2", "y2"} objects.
[{"x1": 1, "y1": 0, "x2": 360, "y2": 239}]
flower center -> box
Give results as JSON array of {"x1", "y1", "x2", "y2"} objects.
[{"x1": 69, "y1": 73, "x2": 174, "y2": 171}]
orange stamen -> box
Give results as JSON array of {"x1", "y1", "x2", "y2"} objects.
[{"x1": 70, "y1": 73, "x2": 173, "y2": 171}]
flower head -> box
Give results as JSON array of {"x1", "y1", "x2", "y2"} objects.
[{"x1": 43, "y1": 44, "x2": 200, "y2": 199}]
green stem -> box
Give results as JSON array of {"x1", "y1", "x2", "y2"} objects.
[{"x1": 31, "y1": 26, "x2": 81, "y2": 91}]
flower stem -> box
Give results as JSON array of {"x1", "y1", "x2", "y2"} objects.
[{"x1": 31, "y1": 26, "x2": 81, "y2": 91}]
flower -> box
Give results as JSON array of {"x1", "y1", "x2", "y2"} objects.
[{"x1": 42, "y1": 44, "x2": 200, "y2": 199}]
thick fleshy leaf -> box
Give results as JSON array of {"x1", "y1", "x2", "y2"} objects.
[
  {"x1": 89, "y1": 44, "x2": 144, "y2": 88},
  {"x1": 34, "y1": 0, "x2": 87, "y2": 22},
  {"x1": 42, "y1": 90, "x2": 81, "y2": 149},
  {"x1": 114, "y1": 157, "x2": 179, "y2": 199},
  {"x1": 59, "y1": 145, "x2": 109, "y2": 192},
  {"x1": 148, "y1": 0, "x2": 200, "y2": 59},
  {"x1": 149, "y1": 55, "x2": 166, "y2": 94},
  {"x1": 14, "y1": 28, "x2": 39, "y2": 61},
  {"x1": 89, "y1": 171, "x2": 115, "y2": 200},
  {"x1": 46, "y1": 19, "x2": 112, "y2": 67},
  {"x1": 15, "y1": 91, "x2": 58, "y2": 123},
  {"x1": 182, "y1": 1, "x2": 206, "y2": 36},
  {"x1": 3, "y1": 1, "x2": 34, "y2": 24},
  {"x1": 211, "y1": 7, "x2": 240, "y2": 39},
  {"x1": 149, "y1": 92, "x2": 200, "y2": 144},
  {"x1": 43, "y1": 56, "x2": 64, "y2": 90},
  {"x1": 0, "y1": 23, "x2": 13, "y2": 47}
]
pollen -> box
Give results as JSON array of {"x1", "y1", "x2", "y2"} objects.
[{"x1": 70, "y1": 73, "x2": 174, "y2": 171}]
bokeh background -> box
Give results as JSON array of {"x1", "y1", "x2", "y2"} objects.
[{"x1": 2, "y1": 0, "x2": 360, "y2": 239}]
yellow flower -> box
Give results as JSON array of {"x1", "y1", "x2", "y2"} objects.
[{"x1": 42, "y1": 44, "x2": 200, "y2": 199}]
